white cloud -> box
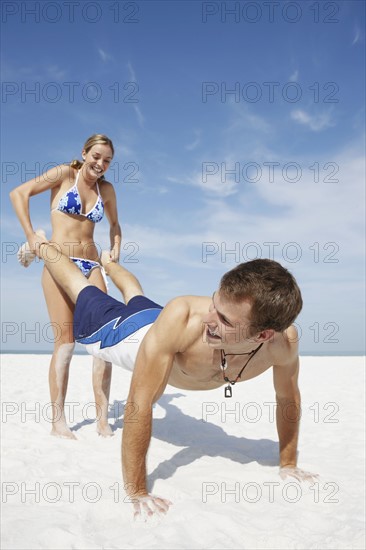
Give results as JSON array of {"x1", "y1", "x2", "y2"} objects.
[
  {"x1": 127, "y1": 61, "x2": 137, "y2": 82},
  {"x1": 114, "y1": 143, "x2": 135, "y2": 157},
  {"x1": 167, "y1": 162, "x2": 238, "y2": 197},
  {"x1": 227, "y1": 102, "x2": 272, "y2": 134},
  {"x1": 120, "y1": 223, "x2": 206, "y2": 268},
  {"x1": 2, "y1": 62, "x2": 67, "y2": 83},
  {"x1": 104, "y1": 138, "x2": 364, "y2": 313},
  {"x1": 190, "y1": 170, "x2": 237, "y2": 196},
  {"x1": 98, "y1": 48, "x2": 111, "y2": 62},
  {"x1": 133, "y1": 105, "x2": 145, "y2": 128},
  {"x1": 239, "y1": 143, "x2": 365, "y2": 257},
  {"x1": 126, "y1": 62, "x2": 144, "y2": 127},
  {"x1": 185, "y1": 130, "x2": 201, "y2": 151},
  {"x1": 289, "y1": 69, "x2": 299, "y2": 82},
  {"x1": 352, "y1": 27, "x2": 363, "y2": 46},
  {"x1": 291, "y1": 109, "x2": 335, "y2": 131},
  {"x1": 46, "y1": 65, "x2": 67, "y2": 80}
]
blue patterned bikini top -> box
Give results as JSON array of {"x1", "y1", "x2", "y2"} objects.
[{"x1": 52, "y1": 170, "x2": 104, "y2": 223}]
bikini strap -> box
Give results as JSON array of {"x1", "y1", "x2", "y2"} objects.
[{"x1": 74, "y1": 169, "x2": 81, "y2": 187}]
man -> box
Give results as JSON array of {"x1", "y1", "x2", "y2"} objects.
[{"x1": 35, "y1": 242, "x2": 317, "y2": 519}]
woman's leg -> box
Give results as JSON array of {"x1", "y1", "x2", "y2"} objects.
[
  {"x1": 42, "y1": 266, "x2": 77, "y2": 439},
  {"x1": 88, "y1": 268, "x2": 113, "y2": 437}
]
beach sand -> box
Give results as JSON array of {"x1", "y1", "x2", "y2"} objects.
[{"x1": 1, "y1": 354, "x2": 365, "y2": 549}]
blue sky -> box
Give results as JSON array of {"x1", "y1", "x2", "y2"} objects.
[{"x1": 1, "y1": 0, "x2": 365, "y2": 353}]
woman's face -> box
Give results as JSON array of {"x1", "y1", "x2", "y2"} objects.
[{"x1": 82, "y1": 143, "x2": 113, "y2": 179}]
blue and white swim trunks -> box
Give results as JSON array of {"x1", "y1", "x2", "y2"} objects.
[{"x1": 73, "y1": 287, "x2": 163, "y2": 370}]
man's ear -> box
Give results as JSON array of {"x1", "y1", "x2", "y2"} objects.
[{"x1": 256, "y1": 329, "x2": 275, "y2": 343}]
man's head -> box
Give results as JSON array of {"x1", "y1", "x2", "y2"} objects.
[
  {"x1": 220, "y1": 259, "x2": 302, "y2": 335},
  {"x1": 204, "y1": 259, "x2": 302, "y2": 349}
]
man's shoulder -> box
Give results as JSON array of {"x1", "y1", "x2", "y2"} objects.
[
  {"x1": 162, "y1": 295, "x2": 210, "y2": 321},
  {"x1": 145, "y1": 295, "x2": 209, "y2": 352},
  {"x1": 271, "y1": 325, "x2": 300, "y2": 367}
]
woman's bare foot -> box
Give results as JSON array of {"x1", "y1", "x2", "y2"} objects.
[
  {"x1": 51, "y1": 422, "x2": 77, "y2": 440},
  {"x1": 97, "y1": 421, "x2": 114, "y2": 437}
]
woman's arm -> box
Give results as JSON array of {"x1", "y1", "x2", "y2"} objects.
[
  {"x1": 101, "y1": 181, "x2": 122, "y2": 262},
  {"x1": 9, "y1": 164, "x2": 67, "y2": 248}
]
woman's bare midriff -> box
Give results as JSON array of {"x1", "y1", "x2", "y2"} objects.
[{"x1": 50, "y1": 210, "x2": 100, "y2": 261}]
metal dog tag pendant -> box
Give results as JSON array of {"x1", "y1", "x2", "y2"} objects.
[{"x1": 224, "y1": 385, "x2": 232, "y2": 398}]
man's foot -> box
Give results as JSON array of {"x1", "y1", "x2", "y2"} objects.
[
  {"x1": 96, "y1": 422, "x2": 114, "y2": 437},
  {"x1": 17, "y1": 229, "x2": 46, "y2": 267},
  {"x1": 51, "y1": 425, "x2": 77, "y2": 440}
]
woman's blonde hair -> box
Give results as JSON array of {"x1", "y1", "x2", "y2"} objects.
[{"x1": 70, "y1": 134, "x2": 114, "y2": 177}]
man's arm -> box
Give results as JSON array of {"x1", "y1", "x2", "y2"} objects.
[
  {"x1": 273, "y1": 350, "x2": 301, "y2": 469},
  {"x1": 273, "y1": 326, "x2": 318, "y2": 482},
  {"x1": 122, "y1": 297, "x2": 190, "y2": 517}
]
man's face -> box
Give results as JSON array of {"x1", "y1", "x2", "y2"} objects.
[{"x1": 202, "y1": 290, "x2": 257, "y2": 350}]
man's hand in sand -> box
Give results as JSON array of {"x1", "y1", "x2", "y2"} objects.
[
  {"x1": 279, "y1": 466, "x2": 319, "y2": 482},
  {"x1": 132, "y1": 494, "x2": 173, "y2": 522}
]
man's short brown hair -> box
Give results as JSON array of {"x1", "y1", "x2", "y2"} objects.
[{"x1": 219, "y1": 259, "x2": 303, "y2": 335}]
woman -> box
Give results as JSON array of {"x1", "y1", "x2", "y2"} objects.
[{"x1": 10, "y1": 134, "x2": 121, "y2": 439}]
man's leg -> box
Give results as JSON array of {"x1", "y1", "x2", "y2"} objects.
[
  {"x1": 101, "y1": 253, "x2": 144, "y2": 304},
  {"x1": 89, "y1": 268, "x2": 113, "y2": 437},
  {"x1": 92, "y1": 357, "x2": 113, "y2": 436},
  {"x1": 38, "y1": 243, "x2": 92, "y2": 302}
]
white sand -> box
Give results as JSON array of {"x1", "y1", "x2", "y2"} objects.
[{"x1": 1, "y1": 354, "x2": 365, "y2": 549}]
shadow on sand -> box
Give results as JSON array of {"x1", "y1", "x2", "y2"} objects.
[{"x1": 104, "y1": 392, "x2": 279, "y2": 489}]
